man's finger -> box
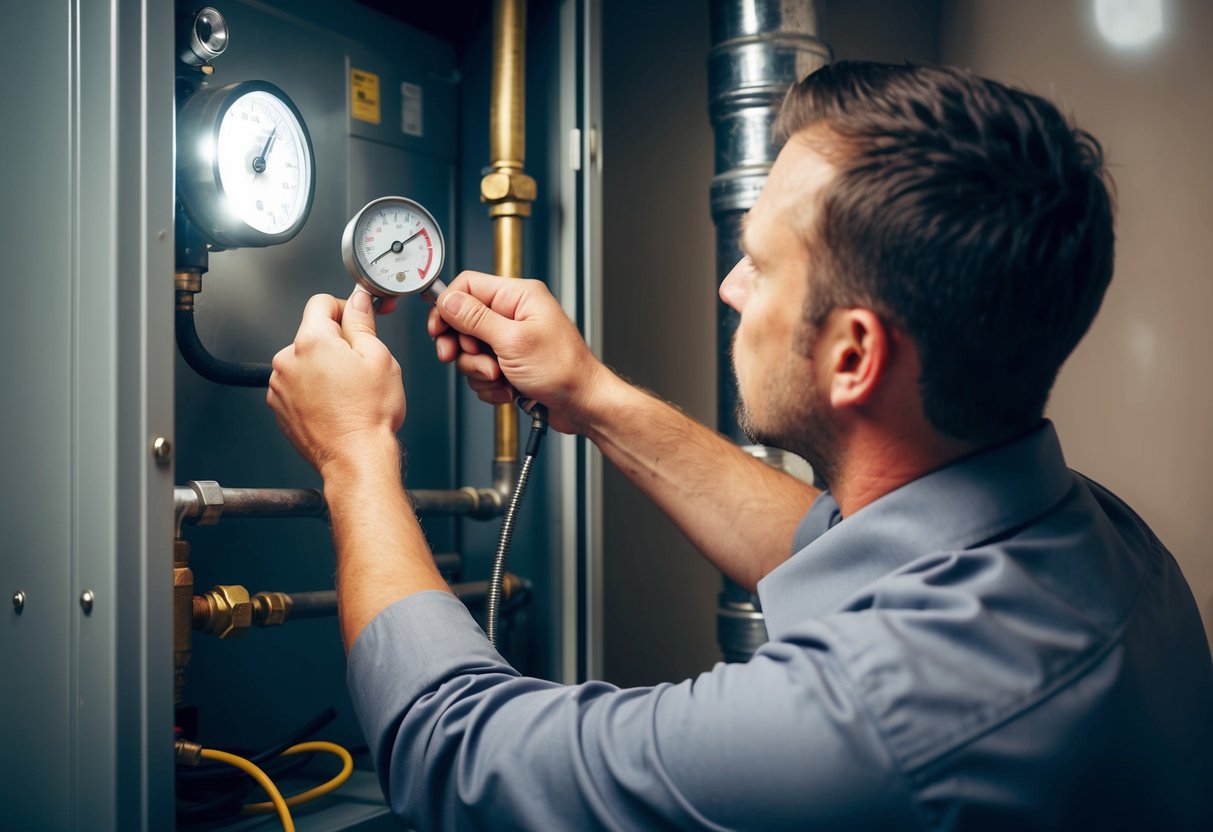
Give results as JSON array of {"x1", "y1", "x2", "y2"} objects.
[
  {"x1": 295, "y1": 294, "x2": 344, "y2": 349},
  {"x1": 342, "y1": 287, "x2": 379, "y2": 349}
]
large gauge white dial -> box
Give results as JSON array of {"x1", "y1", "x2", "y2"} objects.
[
  {"x1": 341, "y1": 196, "x2": 447, "y2": 300},
  {"x1": 177, "y1": 80, "x2": 315, "y2": 249}
]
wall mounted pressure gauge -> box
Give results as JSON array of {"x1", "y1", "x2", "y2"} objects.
[
  {"x1": 341, "y1": 196, "x2": 447, "y2": 301},
  {"x1": 177, "y1": 80, "x2": 315, "y2": 249}
]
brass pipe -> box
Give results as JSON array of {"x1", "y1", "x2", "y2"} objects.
[
  {"x1": 483, "y1": 0, "x2": 534, "y2": 464},
  {"x1": 490, "y1": 0, "x2": 526, "y2": 171}
]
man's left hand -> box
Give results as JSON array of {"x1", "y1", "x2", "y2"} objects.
[{"x1": 267, "y1": 288, "x2": 405, "y2": 478}]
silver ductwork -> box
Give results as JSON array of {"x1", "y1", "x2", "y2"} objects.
[{"x1": 709, "y1": 0, "x2": 829, "y2": 662}]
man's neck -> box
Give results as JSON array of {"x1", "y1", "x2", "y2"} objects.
[{"x1": 828, "y1": 424, "x2": 983, "y2": 518}]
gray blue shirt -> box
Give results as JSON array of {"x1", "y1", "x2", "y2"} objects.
[{"x1": 348, "y1": 422, "x2": 1213, "y2": 830}]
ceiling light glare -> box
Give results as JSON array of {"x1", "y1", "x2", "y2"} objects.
[{"x1": 1094, "y1": 0, "x2": 1165, "y2": 49}]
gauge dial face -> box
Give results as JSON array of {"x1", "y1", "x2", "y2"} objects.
[
  {"x1": 215, "y1": 89, "x2": 312, "y2": 235},
  {"x1": 344, "y1": 197, "x2": 445, "y2": 297},
  {"x1": 177, "y1": 80, "x2": 315, "y2": 249}
]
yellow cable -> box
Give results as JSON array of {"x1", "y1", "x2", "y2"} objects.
[
  {"x1": 199, "y1": 747, "x2": 294, "y2": 832},
  {"x1": 242, "y1": 740, "x2": 354, "y2": 815}
]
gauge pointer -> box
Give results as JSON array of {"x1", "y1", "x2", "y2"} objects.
[
  {"x1": 369, "y1": 239, "x2": 405, "y2": 265},
  {"x1": 251, "y1": 126, "x2": 278, "y2": 174}
]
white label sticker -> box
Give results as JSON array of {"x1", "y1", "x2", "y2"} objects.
[{"x1": 402, "y1": 82, "x2": 423, "y2": 137}]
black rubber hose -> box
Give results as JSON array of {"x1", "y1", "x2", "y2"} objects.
[
  {"x1": 176, "y1": 706, "x2": 337, "y2": 783},
  {"x1": 175, "y1": 305, "x2": 272, "y2": 387},
  {"x1": 176, "y1": 752, "x2": 316, "y2": 824}
]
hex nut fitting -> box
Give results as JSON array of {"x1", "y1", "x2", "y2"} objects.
[
  {"x1": 252, "y1": 591, "x2": 292, "y2": 627},
  {"x1": 200, "y1": 584, "x2": 252, "y2": 639},
  {"x1": 479, "y1": 170, "x2": 537, "y2": 204},
  {"x1": 189, "y1": 480, "x2": 225, "y2": 525}
]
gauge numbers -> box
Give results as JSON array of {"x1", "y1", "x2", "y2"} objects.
[
  {"x1": 342, "y1": 196, "x2": 446, "y2": 298},
  {"x1": 216, "y1": 89, "x2": 312, "y2": 236}
]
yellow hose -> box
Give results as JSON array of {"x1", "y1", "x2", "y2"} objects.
[
  {"x1": 199, "y1": 747, "x2": 294, "y2": 832},
  {"x1": 242, "y1": 741, "x2": 354, "y2": 814}
]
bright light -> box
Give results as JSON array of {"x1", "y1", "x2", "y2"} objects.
[{"x1": 1094, "y1": 0, "x2": 1165, "y2": 49}]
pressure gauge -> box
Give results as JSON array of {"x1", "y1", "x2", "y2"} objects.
[
  {"x1": 341, "y1": 196, "x2": 447, "y2": 301},
  {"x1": 177, "y1": 80, "x2": 315, "y2": 249}
]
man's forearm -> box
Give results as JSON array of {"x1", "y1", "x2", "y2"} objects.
[
  {"x1": 582, "y1": 372, "x2": 818, "y2": 590},
  {"x1": 321, "y1": 433, "x2": 450, "y2": 650}
]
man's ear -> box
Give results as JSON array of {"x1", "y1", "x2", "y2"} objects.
[{"x1": 821, "y1": 308, "x2": 890, "y2": 408}]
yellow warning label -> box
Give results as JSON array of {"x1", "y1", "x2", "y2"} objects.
[{"x1": 351, "y1": 68, "x2": 381, "y2": 125}]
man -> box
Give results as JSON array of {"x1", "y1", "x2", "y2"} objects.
[{"x1": 267, "y1": 63, "x2": 1213, "y2": 830}]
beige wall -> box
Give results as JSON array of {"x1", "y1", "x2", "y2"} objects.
[
  {"x1": 942, "y1": 0, "x2": 1213, "y2": 644},
  {"x1": 601, "y1": 0, "x2": 722, "y2": 686}
]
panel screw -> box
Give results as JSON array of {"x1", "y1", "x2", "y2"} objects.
[
  {"x1": 152, "y1": 436, "x2": 173, "y2": 466},
  {"x1": 12, "y1": 591, "x2": 25, "y2": 613},
  {"x1": 80, "y1": 590, "x2": 95, "y2": 614}
]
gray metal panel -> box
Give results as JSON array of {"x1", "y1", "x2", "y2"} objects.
[
  {"x1": 2, "y1": 1, "x2": 176, "y2": 829},
  {"x1": 0, "y1": 3, "x2": 74, "y2": 828}
]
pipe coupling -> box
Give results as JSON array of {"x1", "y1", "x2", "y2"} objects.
[
  {"x1": 175, "y1": 738, "x2": 203, "y2": 767},
  {"x1": 194, "y1": 584, "x2": 253, "y2": 639},
  {"x1": 480, "y1": 170, "x2": 536, "y2": 218},
  {"x1": 252, "y1": 591, "x2": 293, "y2": 627},
  {"x1": 188, "y1": 480, "x2": 225, "y2": 525}
]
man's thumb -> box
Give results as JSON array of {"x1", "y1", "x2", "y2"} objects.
[
  {"x1": 441, "y1": 290, "x2": 504, "y2": 343},
  {"x1": 342, "y1": 287, "x2": 378, "y2": 345}
]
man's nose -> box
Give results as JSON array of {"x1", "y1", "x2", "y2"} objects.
[{"x1": 719, "y1": 259, "x2": 750, "y2": 312}]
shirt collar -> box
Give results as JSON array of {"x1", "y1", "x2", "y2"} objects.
[{"x1": 756, "y1": 421, "x2": 1075, "y2": 639}]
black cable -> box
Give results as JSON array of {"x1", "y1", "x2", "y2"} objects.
[
  {"x1": 176, "y1": 752, "x2": 317, "y2": 824},
  {"x1": 175, "y1": 304, "x2": 272, "y2": 387},
  {"x1": 176, "y1": 706, "x2": 337, "y2": 784}
]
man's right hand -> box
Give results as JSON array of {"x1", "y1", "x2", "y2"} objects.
[{"x1": 427, "y1": 271, "x2": 611, "y2": 435}]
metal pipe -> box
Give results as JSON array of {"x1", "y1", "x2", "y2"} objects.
[
  {"x1": 709, "y1": 0, "x2": 829, "y2": 442},
  {"x1": 490, "y1": 0, "x2": 526, "y2": 171},
  {"x1": 234, "y1": 575, "x2": 528, "y2": 626},
  {"x1": 174, "y1": 481, "x2": 509, "y2": 534},
  {"x1": 708, "y1": 0, "x2": 829, "y2": 663},
  {"x1": 482, "y1": 0, "x2": 534, "y2": 465}
]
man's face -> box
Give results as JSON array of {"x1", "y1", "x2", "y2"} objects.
[{"x1": 719, "y1": 137, "x2": 839, "y2": 476}]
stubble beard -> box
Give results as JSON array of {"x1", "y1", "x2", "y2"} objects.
[{"x1": 732, "y1": 327, "x2": 839, "y2": 488}]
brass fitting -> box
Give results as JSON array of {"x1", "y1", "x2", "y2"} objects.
[
  {"x1": 175, "y1": 738, "x2": 203, "y2": 767},
  {"x1": 479, "y1": 169, "x2": 537, "y2": 218},
  {"x1": 252, "y1": 591, "x2": 292, "y2": 627},
  {"x1": 194, "y1": 584, "x2": 253, "y2": 639},
  {"x1": 502, "y1": 573, "x2": 524, "y2": 599},
  {"x1": 174, "y1": 271, "x2": 203, "y2": 312},
  {"x1": 173, "y1": 539, "x2": 194, "y2": 705},
  {"x1": 174, "y1": 270, "x2": 203, "y2": 295}
]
